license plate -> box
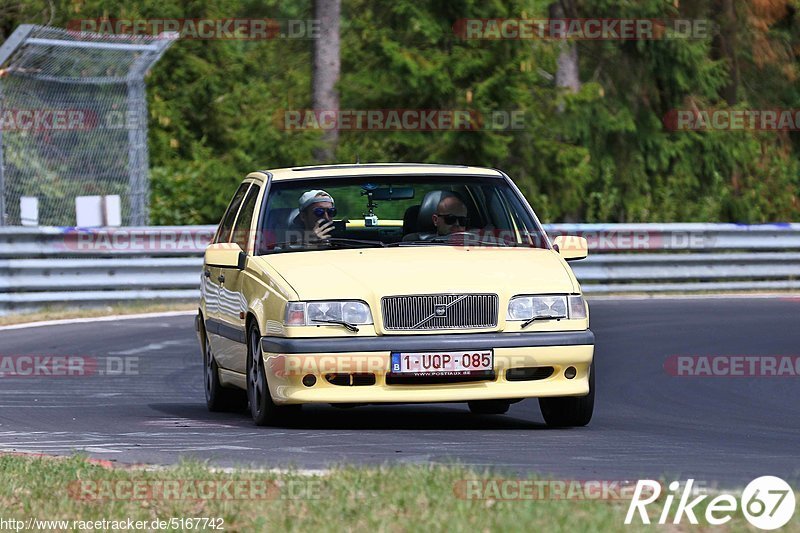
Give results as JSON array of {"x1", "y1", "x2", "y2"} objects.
[{"x1": 390, "y1": 351, "x2": 493, "y2": 376}]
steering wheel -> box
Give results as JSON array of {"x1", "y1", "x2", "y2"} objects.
[
  {"x1": 448, "y1": 230, "x2": 517, "y2": 247},
  {"x1": 441, "y1": 230, "x2": 480, "y2": 245}
]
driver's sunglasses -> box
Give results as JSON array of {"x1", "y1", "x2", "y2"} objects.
[
  {"x1": 436, "y1": 213, "x2": 469, "y2": 226},
  {"x1": 312, "y1": 207, "x2": 337, "y2": 218}
]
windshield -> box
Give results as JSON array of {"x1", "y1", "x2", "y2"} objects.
[{"x1": 256, "y1": 175, "x2": 549, "y2": 254}]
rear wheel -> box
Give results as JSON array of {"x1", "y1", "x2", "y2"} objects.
[
  {"x1": 539, "y1": 362, "x2": 595, "y2": 427},
  {"x1": 202, "y1": 325, "x2": 247, "y2": 412},
  {"x1": 247, "y1": 323, "x2": 300, "y2": 426},
  {"x1": 468, "y1": 400, "x2": 510, "y2": 415}
]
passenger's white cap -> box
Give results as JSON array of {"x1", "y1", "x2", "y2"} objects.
[{"x1": 298, "y1": 189, "x2": 334, "y2": 211}]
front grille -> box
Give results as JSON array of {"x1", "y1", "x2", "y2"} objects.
[{"x1": 381, "y1": 294, "x2": 499, "y2": 331}]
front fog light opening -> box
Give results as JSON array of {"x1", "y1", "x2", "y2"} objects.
[
  {"x1": 564, "y1": 366, "x2": 577, "y2": 379},
  {"x1": 302, "y1": 374, "x2": 317, "y2": 387}
]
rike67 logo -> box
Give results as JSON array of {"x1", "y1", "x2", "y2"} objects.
[{"x1": 625, "y1": 476, "x2": 796, "y2": 530}]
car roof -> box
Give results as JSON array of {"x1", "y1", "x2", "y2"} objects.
[{"x1": 249, "y1": 163, "x2": 505, "y2": 182}]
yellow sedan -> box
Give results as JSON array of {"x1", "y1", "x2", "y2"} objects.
[{"x1": 197, "y1": 163, "x2": 593, "y2": 427}]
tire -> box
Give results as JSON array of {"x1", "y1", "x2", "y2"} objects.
[
  {"x1": 247, "y1": 323, "x2": 300, "y2": 426},
  {"x1": 539, "y1": 361, "x2": 595, "y2": 427},
  {"x1": 468, "y1": 400, "x2": 510, "y2": 415},
  {"x1": 202, "y1": 326, "x2": 247, "y2": 412}
]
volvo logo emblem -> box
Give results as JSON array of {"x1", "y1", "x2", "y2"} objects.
[{"x1": 411, "y1": 295, "x2": 468, "y2": 329}]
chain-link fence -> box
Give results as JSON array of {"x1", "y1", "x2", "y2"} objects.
[{"x1": 0, "y1": 25, "x2": 176, "y2": 226}]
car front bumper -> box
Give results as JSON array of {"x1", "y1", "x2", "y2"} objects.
[{"x1": 261, "y1": 330, "x2": 594, "y2": 405}]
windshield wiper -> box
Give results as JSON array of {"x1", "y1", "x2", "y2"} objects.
[
  {"x1": 425, "y1": 234, "x2": 526, "y2": 246},
  {"x1": 261, "y1": 241, "x2": 309, "y2": 254},
  {"x1": 521, "y1": 314, "x2": 565, "y2": 329},
  {"x1": 263, "y1": 238, "x2": 385, "y2": 253},
  {"x1": 386, "y1": 240, "x2": 449, "y2": 247},
  {"x1": 311, "y1": 319, "x2": 359, "y2": 332},
  {"x1": 324, "y1": 238, "x2": 386, "y2": 249},
  {"x1": 388, "y1": 237, "x2": 523, "y2": 247}
]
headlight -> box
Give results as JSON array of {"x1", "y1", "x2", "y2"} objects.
[
  {"x1": 284, "y1": 301, "x2": 373, "y2": 326},
  {"x1": 507, "y1": 295, "x2": 584, "y2": 321},
  {"x1": 341, "y1": 301, "x2": 373, "y2": 323}
]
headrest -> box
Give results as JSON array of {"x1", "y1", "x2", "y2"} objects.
[
  {"x1": 288, "y1": 207, "x2": 301, "y2": 227},
  {"x1": 265, "y1": 207, "x2": 295, "y2": 229},
  {"x1": 402, "y1": 204, "x2": 421, "y2": 234}
]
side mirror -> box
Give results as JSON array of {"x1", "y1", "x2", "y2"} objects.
[
  {"x1": 552, "y1": 235, "x2": 588, "y2": 261},
  {"x1": 205, "y1": 242, "x2": 247, "y2": 270}
]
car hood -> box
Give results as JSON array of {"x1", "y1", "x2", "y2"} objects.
[{"x1": 255, "y1": 246, "x2": 577, "y2": 301}]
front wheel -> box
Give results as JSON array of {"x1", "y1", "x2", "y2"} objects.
[
  {"x1": 539, "y1": 362, "x2": 595, "y2": 427},
  {"x1": 247, "y1": 323, "x2": 300, "y2": 426}
]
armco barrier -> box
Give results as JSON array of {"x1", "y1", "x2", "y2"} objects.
[{"x1": 0, "y1": 223, "x2": 798, "y2": 314}]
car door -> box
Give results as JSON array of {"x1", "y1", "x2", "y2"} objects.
[
  {"x1": 205, "y1": 182, "x2": 250, "y2": 359},
  {"x1": 214, "y1": 182, "x2": 262, "y2": 374}
]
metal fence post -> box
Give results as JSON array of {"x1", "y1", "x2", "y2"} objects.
[
  {"x1": 125, "y1": 32, "x2": 175, "y2": 226},
  {"x1": 0, "y1": 116, "x2": 5, "y2": 227}
]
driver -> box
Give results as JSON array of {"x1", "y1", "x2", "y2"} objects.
[
  {"x1": 432, "y1": 195, "x2": 469, "y2": 235},
  {"x1": 298, "y1": 189, "x2": 336, "y2": 241}
]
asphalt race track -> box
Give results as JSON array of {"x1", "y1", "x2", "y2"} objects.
[{"x1": 1, "y1": 298, "x2": 798, "y2": 487}]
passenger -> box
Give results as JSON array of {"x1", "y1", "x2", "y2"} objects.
[{"x1": 298, "y1": 189, "x2": 336, "y2": 241}]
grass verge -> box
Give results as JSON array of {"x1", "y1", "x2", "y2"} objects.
[{"x1": 1, "y1": 455, "x2": 798, "y2": 532}]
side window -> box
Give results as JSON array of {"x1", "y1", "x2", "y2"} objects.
[
  {"x1": 214, "y1": 183, "x2": 250, "y2": 244},
  {"x1": 231, "y1": 185, "x2": 260, "y2": 252}
]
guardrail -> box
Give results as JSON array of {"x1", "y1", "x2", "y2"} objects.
[{"x1": 1, "y1": 223, "x2": 799, "y2": 314}]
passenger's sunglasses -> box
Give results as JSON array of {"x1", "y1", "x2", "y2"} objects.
[
  {"x1": 312, "y1": 207, "x2": 337, "y2": 218},
  {"x1": 436, "y1": 213, "x2": 469, "y2": 226}
]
